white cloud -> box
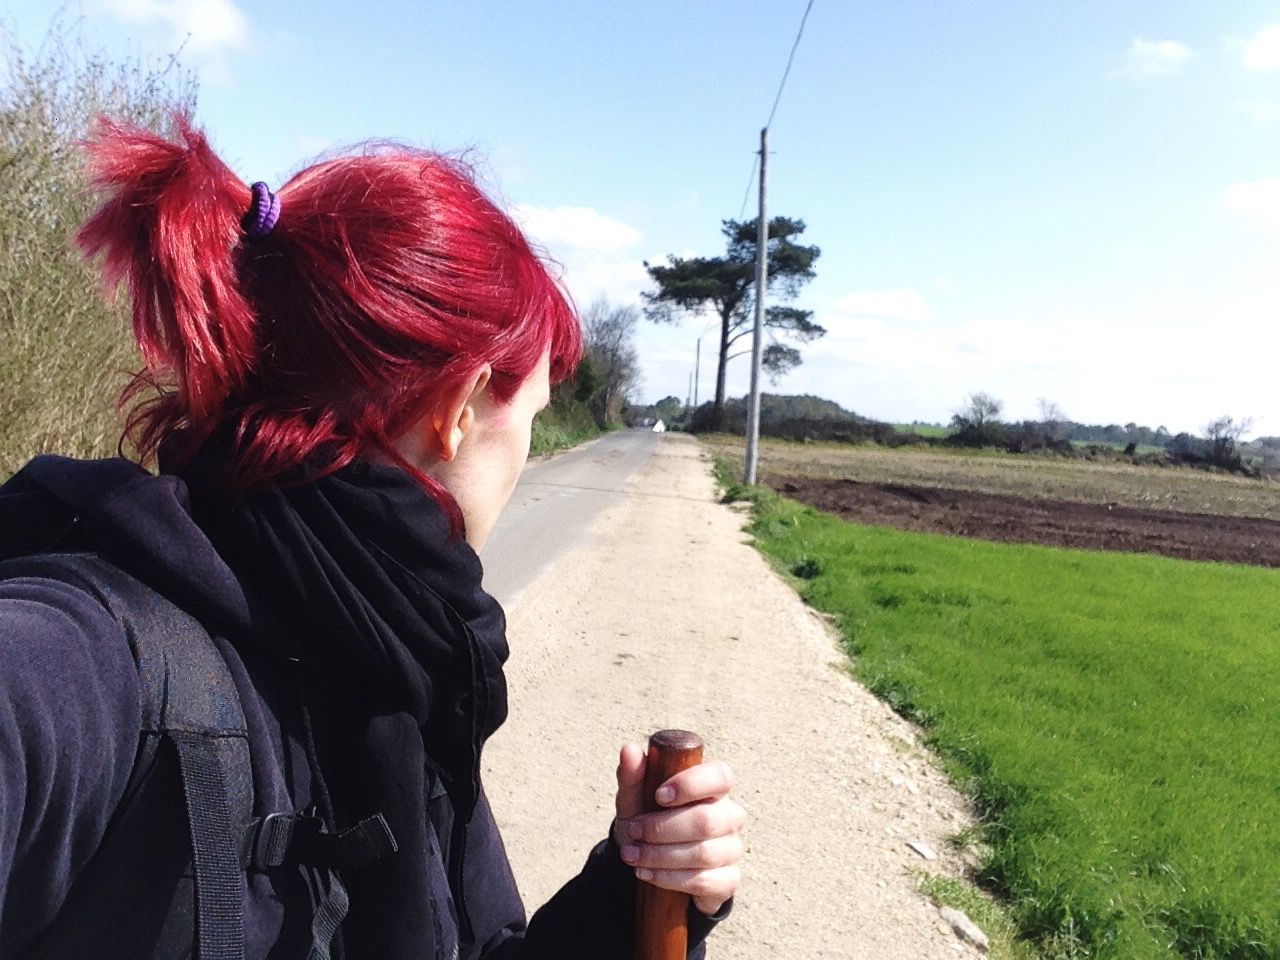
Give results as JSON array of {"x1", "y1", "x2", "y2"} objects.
[
  {"x1": 1123, "y1": 37, "x2": 1195, "y2": 76},
  {"x1": 632, "y1": 244, "x2": 1280, "y2": 432},
  {"x1": 783, "y1": 297, "x2": 1280, "y2": 432},
  {"x1": 1235, "y1": 99, "x2": 1280, "y2": 123},
  {"x1": 98, "y1": 0, "x2": 249, "y2": 52},
  {"x1": 511, "y1": 205, "x2": 643, "y2": 255},
  {"x1": 1244, "y1": 25, "x2": 1280, "y2": 72},
  {"x1": 828, "y1": 289, "x2": 930, "y2": 323},
  {"x1": 1223, "y1": 179, "x2": 1280, "y2": 229},
  {"x1": 510, "y1": 205, "x2": 648, "y2": 307},
  {"x1": 634, "y1": 285, "x2": 1280, "y2": 435}
]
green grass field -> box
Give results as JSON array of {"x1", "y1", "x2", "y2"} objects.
[
  {"x1": 731, "y1": 476, "x2": 1280, "y2": 959},
  {"x1": 893, "y1": 422, "x2": 949, "y2": 438}
]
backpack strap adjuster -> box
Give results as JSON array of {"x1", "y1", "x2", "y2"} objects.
[
  {"x1": 329, "y1": 813, "x2": 399, "y2": 870},
  {"x1": 246, "y1": 812, "x2": 298, "y2": 870},
  {"x1": 245, "y1": 812, "x2": 398, "y2": 872}
]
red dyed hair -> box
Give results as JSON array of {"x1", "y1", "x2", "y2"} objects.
[{"x1": 77, "y1": 115, "x2": 581, "y2": 527}]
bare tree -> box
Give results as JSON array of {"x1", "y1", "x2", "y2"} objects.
[
  {"x1": 1037, "y1": 398, "x2": 1064, "y2": 423},
  {"x1": 580, "y1": 298, "x2": 641, "y2": 426},
  {"x1": 1204, "y1": 415, "x2": 1254, "y2": 468},
  {"x1": 1037, "y1": 398, "x2": 1071, "y2": 443},
  {"x1": 954, "y1": 392, "x2": 1003, "y2": 429},
  {"x1": 946, "y1": 392, "x2": 1005, "y2": 448}
]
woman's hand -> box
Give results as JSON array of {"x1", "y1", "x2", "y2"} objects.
[{"x1": 611, "y1": 742, "x2": 746, "y2": 916}]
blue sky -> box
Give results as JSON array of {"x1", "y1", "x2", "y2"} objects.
[{"x1": 5, "y1": 1, "x2": 1280, "y2": 435}]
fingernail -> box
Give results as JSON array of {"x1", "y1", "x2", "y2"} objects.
[
  {"x1": 656, "y1": 786, "x2": 676, "y2": 804},
  {"x1": 621, "y1": 844, "x2": 640, "y2": 863},
  {"x1": 628, "y1": 821, "x2": 644, "y2": 840},
  {"x1": 635, "y1": 867, "x2": 653, "y2": 881}
]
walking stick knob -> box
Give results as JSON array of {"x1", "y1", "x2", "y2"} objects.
[{"x1": 635, "y1": 729, "x2": 704, "y2": 960}]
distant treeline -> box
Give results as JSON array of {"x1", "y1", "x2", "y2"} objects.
[
  {"x1": 627, "y1": 394, "x2": 1279, "y2": 476},
  {"x1": 629, "y1": 394, "x2": 895, "y2": 443},
  {"x1": 1001, "y1": 420, "x2": 1277, "y2": 474}
]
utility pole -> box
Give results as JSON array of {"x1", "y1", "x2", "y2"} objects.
[
  {"x1": 744, "y1": 127, "x2": 768, "y2": 485},
  {"x1": 693, "y1": 336, "x2": 701, "y2": 408}
]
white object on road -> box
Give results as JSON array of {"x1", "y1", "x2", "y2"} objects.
[
  {"x1": 938, "y1": 907, "x2": 990, "y2": 952},
  {"x1": 907, "y1": 840, "x2": 938, "y2": 861},
  {"x1": 652, "y1": 419, "x2": 666, "y2": 432}
]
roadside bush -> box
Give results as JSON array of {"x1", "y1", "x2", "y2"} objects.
[
  {"x1": 0, "y1": 21, "x2": 195, "y2": 476},
  {"x1": 1004, "y1": 422, "x2": 1073, "y2": 455},
  {"x1": 686, "y1": 398, "x2": 894, "y2": 444},
  {"x1": 945, "y1": 421, "x2": 1007, "y2": 449},
  {"x1": 767, "y1": 417, "x2": 893, "y2": 444},
  {"x1": 686, "y1": 403, "x2": 727, "y2": 434},
  {"x1": 880, "y1": 430, "x2": 935, "y2": 448},
  {"x1": 531, "y1": 389, "x2": 600, "y2": 455}
]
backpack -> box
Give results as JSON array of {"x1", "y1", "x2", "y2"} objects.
[{"x1": 0, "y1": 553, "x2": 396, "y2": 960}]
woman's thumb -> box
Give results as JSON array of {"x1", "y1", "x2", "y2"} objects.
[{"x1": 614, "y1": 742, "x2": 648, "y2": 822}]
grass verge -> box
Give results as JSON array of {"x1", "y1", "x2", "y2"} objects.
[
  {"x1": 717, "y1": 459, "x2": 1280, "y2": 959},
  {"x1": 530, "y1": 400, "x2": 606, "y2": 456},
  {"x1": 917, "y1": 871, "x2": 1040, "y2": 960}
]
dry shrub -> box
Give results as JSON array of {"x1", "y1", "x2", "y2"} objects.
[{"x1": 0, "y1": 18, "x2": 195, "y2": 475}]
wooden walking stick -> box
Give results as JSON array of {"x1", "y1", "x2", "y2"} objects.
[{"x1": 635, "y1": 729, "x2": 704, "y2": 960}]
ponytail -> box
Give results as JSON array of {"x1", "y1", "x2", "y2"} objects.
[
  {"x1": 76, "y1": 114, "x2": 582, "y2": 509},
  {"x1": 77, "y1": 115, "x2": 257, "y2": 445}
]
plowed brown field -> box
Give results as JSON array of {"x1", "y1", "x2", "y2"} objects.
[{"x1": 765, "y1": 474, "x2": 1280, "y2": 568}]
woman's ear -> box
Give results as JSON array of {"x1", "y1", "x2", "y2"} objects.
[{"x1": 432, "y1": 364, "x2": 492, "y2": 462}]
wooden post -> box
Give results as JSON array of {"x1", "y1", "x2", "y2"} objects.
[{"x1": 634, "y1": 730, "x2": 705, "y2": 960}]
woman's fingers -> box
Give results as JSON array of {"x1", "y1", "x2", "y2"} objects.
[
  {"x1": 614, "y1": 753, "x2": 738, "y2": 846},
  {"x1": 620, "y1": 795, "x2": 747, "y2": 845},
  {"x1": 611, "y1": 751, "x2": 746, "y2": 918},
  {"x1": 651, "y1": 759, "x2": 734, "y2": 807},
  {"x1": 631, "y1": 864, "x2": 741, "y2": 916},
  {"x1": 619, "y1": 833, "x2": 742, "y2": 871}
]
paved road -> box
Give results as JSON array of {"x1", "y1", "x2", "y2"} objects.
[{"x1": 480, "y1": 428, "x2": 660, "y2": 608}]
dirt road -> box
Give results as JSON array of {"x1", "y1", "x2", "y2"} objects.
[{"x1": 483, "y1": 434, "x2": 984, "y2": 957}]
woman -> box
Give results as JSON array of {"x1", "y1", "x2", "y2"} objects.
[{"x1": 0, "y1": 117, "x2": 743, "y2": 959}]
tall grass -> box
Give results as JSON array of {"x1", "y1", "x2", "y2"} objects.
[
  {"x1": 735, "y1": 475, "x2": 1280, "y2": 959},
  {"x1": 0, "y1": 20, "x2": 194, "y2": 475}
]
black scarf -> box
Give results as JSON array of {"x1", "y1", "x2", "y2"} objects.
[{"x1": 182, "y1": 455, "x2": 509, "y2": 945}]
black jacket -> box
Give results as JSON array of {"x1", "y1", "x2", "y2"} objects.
[{"x1": 0, "y1": 456, "x2": 722, "y2": 958}]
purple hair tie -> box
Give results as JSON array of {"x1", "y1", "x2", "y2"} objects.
[{"x1": 242, "y1": 181, "x2": 281, "y2": 239}]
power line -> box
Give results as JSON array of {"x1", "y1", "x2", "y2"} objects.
[
  {"x1": 737, "y1": 0, "x2": 815, "y2": 220},
  {"x1": 745, "y1": 3, "x2": 813, "y2": 484},
  {"x1": 738, "y1": 153, "x2": 759, "y2": 220},
  {"x1": 766, "y1": 0, "x2": 816, "y2": 129}
]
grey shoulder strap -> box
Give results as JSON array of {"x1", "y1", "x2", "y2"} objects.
[{"x1": 1, "y1": 552, "x2": 252, "y2": 960}]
